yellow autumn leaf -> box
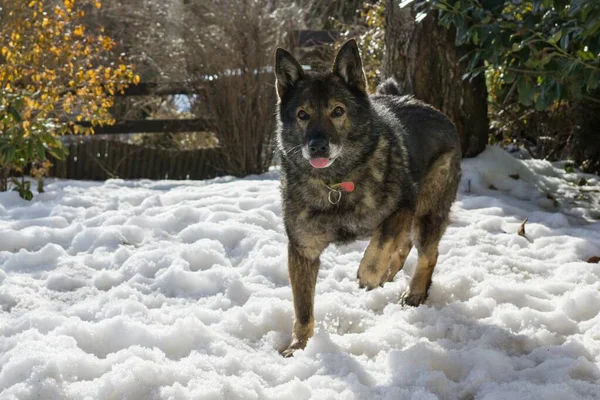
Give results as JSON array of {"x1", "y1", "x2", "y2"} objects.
[{"x1": 101, "y1": 36, "x2": 112, "y2": 50}]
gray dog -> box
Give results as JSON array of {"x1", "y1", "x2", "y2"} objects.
[{"x1": 274, "y1": 39, "x2": 461, "y2": 357}]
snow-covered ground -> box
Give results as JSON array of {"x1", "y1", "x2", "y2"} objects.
[{"x1": 1, "y1": 146, "x2": 600, "y2": 400}]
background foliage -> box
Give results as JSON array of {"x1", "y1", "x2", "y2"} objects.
[
  {"x1": 333, "y1": 1, "x2": 386, "y2": 93},
  {"x1": 0, "y1": 0, "x2": 138, "y2": 197},
  {"x1": 396, "y1": 0, "x2": 600, "y2": 171},
  {"x1": 2, "y1": 0, "x2": 599, "y2": 198},
  {"x1": 417, "y1": 0, "x2": 600, "y2": 109}
]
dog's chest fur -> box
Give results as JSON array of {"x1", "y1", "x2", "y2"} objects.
[{"x1": 281, "y1": 154, "x2": 408, "y2": 248}]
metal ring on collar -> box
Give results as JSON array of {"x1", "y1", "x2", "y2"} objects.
[{"x1": 328, "y1": 189, "x2": 342, "y2": 204}]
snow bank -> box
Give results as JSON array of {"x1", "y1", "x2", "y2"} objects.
[{"x1": 1, "y1": 146, "x2": 599, "y2": 399}]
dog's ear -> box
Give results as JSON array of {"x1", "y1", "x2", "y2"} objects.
[
  {"x1": 275, "y1": 48, "x2": 304, "y2": 99},
  {"x1": 333, "y1": 39, "x2": 367, "y2": 93}
]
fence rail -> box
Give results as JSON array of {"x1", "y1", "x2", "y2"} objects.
[
  {"x1": 51, "y1": 140, "x2": 229, "y2": 181},
  {"x1": 76, "y1": 118, "x2": 209, "y2": 135}
]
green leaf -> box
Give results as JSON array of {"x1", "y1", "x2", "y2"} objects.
[
  {"x1": 518, "y1": 77, "x2": 534, "y2": 106},
  {"x1": 26, "y1": 140, "x2": 34, "y2": 163},
  {"x1": 538, "y1": 53, "x2": 554, "y2": 68},
  {"x1": 5, "y1": 146, "x2": 16, "y2": 165},
  {"x1": 46, "y1": 140, "x2": 68, "y2": 160},
  {"x1": 467, "y1": 51, "x2": 482, "y2": 72},
  {"x1": 504, "y1": 70, "x2": 517, "y2": 84},
  {"x1": 577, "y1": 50, "x2": 595, "y2": 61},
  {"x1": 7, "y1": 105, "x2": 22, "y2": 123},
  {"x1": 560, "y1": 33, "x2": 570, "y2": 50},
  {"x1": 535, "y1": 82, "x2": 556, "y2": 110},
  {"x1": 587, "y1": 71, "x2": 599, "y2": 90},
  {"x1": 550, "y1": 30, "x2": 562, "y2": 44},
  {"x1": 35, "y1": 140, "x2": 46, "y2": 161},
  {"x1": 570, "y1": 81, "x2": 583, "y2": 100},
  {"x1": 23, "y1": 188, "x2": 33, "y2": 201},
  {"x1": 517, "y1": 46, "x2": 531, "y2": 62},
  {"x1": 555, "y1": 82, "x2": 564, "y2": 100},
  {"x1": 472, "y1": 29, "x2": 480, "y2": 45},
  {"x1": 455, "y1": 19, "x2": 469, "y2": 46}
]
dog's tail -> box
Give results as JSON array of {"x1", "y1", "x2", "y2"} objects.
[{"x1": 375, "y1": 78, "x2": 402, "y2": 96}]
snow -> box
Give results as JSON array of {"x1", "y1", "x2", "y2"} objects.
[{"x1": 1, "y1": 146, "x2": 600, "y2": 399}]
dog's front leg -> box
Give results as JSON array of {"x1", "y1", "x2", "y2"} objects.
[
  {"x1": 281, "y1": 243, "x2": 323, "y2": 358},
  {"x1": 357, "y1": 209, "x2": 413, "y2": 290}
]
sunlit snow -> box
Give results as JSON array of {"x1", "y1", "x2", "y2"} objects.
[{"x1": 1, "y1": 146, "x2": 599, "y2": 399}]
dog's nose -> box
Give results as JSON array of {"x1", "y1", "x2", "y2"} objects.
[{"x1": 308, "y1": 137, "x2": 329, "y2": 156}]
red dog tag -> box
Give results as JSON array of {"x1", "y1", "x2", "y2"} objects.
[{"x1": 339, "y1": 182, "x2": 355, "y2": 192}]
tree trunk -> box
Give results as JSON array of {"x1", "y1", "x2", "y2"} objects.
[
  {"x1": 0, "y1": 167, "x2": 7, "y2": 192},
  {"x1": 382, "y1": 0, "x2": 488, "y2": 157}
]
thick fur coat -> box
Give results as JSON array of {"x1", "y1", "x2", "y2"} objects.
[{"x1": 275, "y1": 39, "x2": 461, "y2": 357}]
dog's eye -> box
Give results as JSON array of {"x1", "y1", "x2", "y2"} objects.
[
  {"x1": 332, "y1": 106, "x2": 345, "y2": 118},
  {"x1": 297, "y1": 110, "x2": 310, "y2": 120}
]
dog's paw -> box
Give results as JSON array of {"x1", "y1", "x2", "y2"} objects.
[
  {"x1": 357, "y1": 276, "x2": 381, "y2": 291},
  {"x1": 281, "y1": 347, "x2": 297, "y2": 358},
  {"x1": 357, "y1": 265, "x2": 384, "y2": 291},
  {"x1": 400, "y1": 288, "x2": 428, "y2": 307},
  {"x1": 280, "y1": 340, "x2": 306, "y2": 358}
]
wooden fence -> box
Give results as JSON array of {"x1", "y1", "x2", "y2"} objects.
[
  {"x1": 45, "y1": 30, "x2": 337, "y2": 181},
  {"x1": 50, "y1": 139, "x2": 230, "y2": 181}
]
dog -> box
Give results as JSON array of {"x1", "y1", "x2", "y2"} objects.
[{"x1": 274, "y1": 39, "x2": 461, "y2": 357}]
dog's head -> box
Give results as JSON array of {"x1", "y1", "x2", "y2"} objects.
[{"x1": 275, "y1": 39, "x2": 370, "y2": 171}]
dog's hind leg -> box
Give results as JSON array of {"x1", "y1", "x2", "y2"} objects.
[
  {"x1": 400, "y1": 150, "x2": 460, "y2": 306},
  {"x1": 400, "y1": 213, "x2": 445, "y2": 306},
  {"x1": 357, "y1": 209, "x2": 413, "y2": 290}
]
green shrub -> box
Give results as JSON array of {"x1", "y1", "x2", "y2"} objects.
[{"x1": 408, "y1": 0, "x2": 600, "y2": 109}]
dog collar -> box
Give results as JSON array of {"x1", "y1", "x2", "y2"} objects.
[{"x1": 323, "y1": 181, "x2": 355, "y2": 204}]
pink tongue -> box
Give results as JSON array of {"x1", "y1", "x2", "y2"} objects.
[{"x1": 309, "y1": 158, "x2": 329, "y2": 168}]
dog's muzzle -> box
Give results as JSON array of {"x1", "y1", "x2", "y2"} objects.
[{"x1": 302, "y1": 141, "x2": 342, "y2": 169}]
